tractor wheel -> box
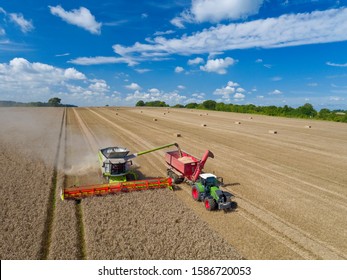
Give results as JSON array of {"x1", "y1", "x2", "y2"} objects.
[
  {"x1": 192, "y1": 186, "x2": 201, "y2": 201},
  {"x1": 204, "y1": 197, "x2": 216, "y2": 211}
]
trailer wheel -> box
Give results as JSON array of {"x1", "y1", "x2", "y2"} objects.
[
  {"x1": 192, "y1": 186, "x2": 201, "y2": 201},
  {"x1": 204, "y1": 197, "x2": 216, "y2": 211}
]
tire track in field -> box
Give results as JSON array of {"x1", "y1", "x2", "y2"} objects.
[
  {"x1": 94, "y1": 108, "x2": 347, "y2": 259},
  {"x1": 39, "y1": 108, "x2": 66, "y2": 259},
  {"x1": 69, "y1": 108, "x2": 102, "y2": 259}
]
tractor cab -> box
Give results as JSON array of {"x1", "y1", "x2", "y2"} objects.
[{"x1": 199, "y1": 173, "x2": 218, "y2": 193}]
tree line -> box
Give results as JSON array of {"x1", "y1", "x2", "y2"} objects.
[
  {"x1": 136, "y1": 100, "x2": 347, "y2": 123},
  {"x1": 0, "y1": 97, "x2": 77, "y2": 107}
]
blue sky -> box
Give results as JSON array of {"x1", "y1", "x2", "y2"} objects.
[{"x1": 1, "y1": 0, "x2": 347, "y2": 109}]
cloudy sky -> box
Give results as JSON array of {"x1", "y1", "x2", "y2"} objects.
[{"x1": 1, "y1": 0, "x2": 347, "y2": 108}]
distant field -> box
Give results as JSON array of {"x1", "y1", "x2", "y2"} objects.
[{"x1": 1, "y1": 107, "x2": 346, "y2": 259}]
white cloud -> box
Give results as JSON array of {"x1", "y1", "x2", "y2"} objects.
[
  {"x1": 49, "y1": 5, "x2": 102, "y2": 35},
  {"x1": 154, "y1": 30, "x2": 175, "y2": 36},
  {"x1": 269, "y1": 89, "x2": 283, "y2": 95},
  {"x1": 214, "y1": 80, "x2": 245, "y2": 102},
  {"x1": 0, "y1": 58, "x2": 115, "y2": 105},
  {"x1": 125, "y1": 89, "x2": 187, "y2": 105},
  {"x1": 114, "y1": 8, "x2": 347, "y2": 62},
  {"x1": 200, "y1": 57, "x2": 235, "y2": 74},
  {"x1": 68, "y1": 56, "x2": 136, "y2": 66},
  {"x1": 188, "y1": 57, "x2": 204, "y2": 65},
  {"x1": 89, "y1": 79, "x2": 110, "y2": 93},
  {"x1": 271, "y1": 76, "x2": 282, "y2": 81},
  {"x1": 9, "y1": 13, "x2": 34, "y2": 33},
  {"x1": 64, "y1": 68, "x2": 86, "y2": 80},
  {"x1": 55, "y1": 53, "x2": 70, "y2": 57},
  {"x1": 326, "y1": 61, "x2": 347, "y2": 67},
  {"x1": 227, "y1": 81, "x2": 239, "y2": 87},
  {"x1": 125, "y1": 83, "x2": 142, "y2": 91},
  {"x1": 177, "y1": 85, "x2": 186, "y2": 90},
  {"x1": 175, "y1": 66, "x2": 184, "y2": 73},
  {"x1": 234, "y1": 93, "x2": 245, "y2": 99},
  {"x1": 191, "y1": 0, "x2": 264, "y2": 23},
  {"x1": 255, "y1": 58, "x2": 263, "y2": 63},
  {"x1": 172, "y1": 0, "x2": 264, "y2": 27},
  {"x1": 135, "y1": 68, "x2": 151, "y2": 73}
]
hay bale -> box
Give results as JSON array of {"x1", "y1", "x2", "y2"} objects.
[
  {"x1": 163, "y1": 113, "x2": 166, "y2": 115},
  {"x1": 234, "y1": 121, "x2": 241, "y2": 124},
  {"x1": 206, "y1": 113, "x2": 208, "y2": 116},
  {"x1": 201, "y1": 124, "x2": 207, "y2": 127},
  {"x1": 153, "y1": 118, "x2": 157, "y2": 121},
  {"x1": 115, "y1": 113, "x2": 118, "y2": 115},
  {"x1": 199, "y1": 114, "x2": 203, "y2": 116},
  {"x1": 174, "y1": 133, "x2": 181, "y2": 137},
  {"x1": 140, "y1": 110, "x2": 143, "y2": 113},
  {"x1": 268, "y1": 130, "x2": 277, "y2": 134},
  {"x1": 305, "y1": 125, "x2": 312, "y2": 128},
  {"x1": 249, "y1": 117, "x2": 253, "y2": 120}
]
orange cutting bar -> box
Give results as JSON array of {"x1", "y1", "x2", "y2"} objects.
[{"x1": 62, "y1": 177, "x2": 172, "y2": 200}]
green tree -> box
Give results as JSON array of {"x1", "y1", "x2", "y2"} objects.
[
  {"x1": 136, "y1": 100, "x2": 145, "y2": 106},
  {"x1": 185, "y1": 103, "x2": 198, "y2": 109},
  {"x1": 296, "y1": 103, "x2": 317, "y2": 117},
  {"x1": 202, "y1": 100, "x2": 217, "y2": 110},
  {"x1": 48, "y1": 97, "x2": 61, "y2": 107}
]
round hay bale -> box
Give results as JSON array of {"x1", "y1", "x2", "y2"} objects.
[
  {"x1": 234, "y1": 121, "x2": 241, "y2": 124},
  {"x1": 153, "y1": 118, "x2": 157, "y2": 121},
  {"x1": 174, "y1": 133, "x2": 181, "y2": 137},
  {"x1": 201, "y1": 124, "x2": 207, "y2": 127},
  {"x1": 268, "y1": 130, "x2": 277, "y2": 134},
  {"x1": 249, "y1": 117, "x2": 253, "y2": 120},
  {"x1": 305, "y1": 125, "x2": 312, "y2": 128}
]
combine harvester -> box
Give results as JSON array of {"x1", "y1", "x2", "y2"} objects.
[
  {"x1": 61, "y1": 143, "x2": 178, "y2": 200},
  {"x1": 62, "y1": 142, "x2": 235, "y2": 211}
]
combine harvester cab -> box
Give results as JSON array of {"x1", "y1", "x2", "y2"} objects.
[
  {"x1": 98, "y1": 146, "x2": 136, "y2": 183},
  {"x1": 62, "y1": 143, "x2": 179, "y2": 201},
  {"x1": 165, "y1": 148, "x2": 235, "y2": 211}
]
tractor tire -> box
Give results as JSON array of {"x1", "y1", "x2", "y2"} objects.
[
  {"x1": 204, "y1": 197, "x2": 216, "y2": 211},
  {"x1": 192, "y1": 186, "x2": 201, "y2": 201}
]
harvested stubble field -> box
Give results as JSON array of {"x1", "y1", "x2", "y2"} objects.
[{"x1": 1, "y1": 106, "x2": 347, "y2": 260}]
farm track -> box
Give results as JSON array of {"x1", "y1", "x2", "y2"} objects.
[
  {"x1": 39, "y1": 108, "x2": 66, "y2": 259},
  {"x1": 83, "y1": 107, "x2": 347, "y2": 259}
]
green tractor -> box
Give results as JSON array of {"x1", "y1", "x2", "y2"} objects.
[{"x1": 191, "y1": 173, "x2": 234, "y2": 211}]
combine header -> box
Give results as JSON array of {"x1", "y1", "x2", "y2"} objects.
[
  {"x1": 61, "y1": 143, "x2": 179, "y2": 201},
  {"x1": 62, "y1": 177, "x2": 172, "y2": 200}
]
